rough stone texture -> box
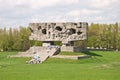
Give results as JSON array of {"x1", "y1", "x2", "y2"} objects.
[
  {"x1": 29, "y1": 22, "x2": 88, "y2": 42},
  {"x1": 29, "y1": 22, "x2": 88, "y2": 52}
]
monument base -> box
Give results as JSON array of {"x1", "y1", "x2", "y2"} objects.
[
  {"x1": 42, "y1": 41, "x2": 54, "y2": 47},
  {"x1": 61, "y1": 46, "x2": 81, "y2": 52}
]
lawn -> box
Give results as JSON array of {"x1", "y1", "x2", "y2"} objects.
[{"x1": 0, "y1": 51, "x2": 120, "y2": 80}]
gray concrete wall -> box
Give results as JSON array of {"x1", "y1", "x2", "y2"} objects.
[{"x1": 29, "y1": 22, "x2": 88, "y2": 42}]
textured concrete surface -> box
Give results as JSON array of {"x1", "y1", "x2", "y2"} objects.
[{"x1": 29, "y1": 22, "x2": 88, "y2": 42}]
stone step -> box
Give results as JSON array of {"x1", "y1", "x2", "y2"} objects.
[
  {"x1": 9, "y1": 46, "x2": 60, "y2": 63},
  {"x1": 51, "y1": 55, "x2": 91, "y2": 60}
]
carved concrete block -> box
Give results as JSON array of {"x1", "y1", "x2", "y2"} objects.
[{"x1": 29, "y1": 22, "x2": 88, "y2": 43}]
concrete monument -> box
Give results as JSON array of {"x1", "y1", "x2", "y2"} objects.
[
  {"x1": 29, "y1": 22, "x2": 88, "y2": 52},
  {"x1": 10, "y1": 22, "x2": 88, "y2": 63}
]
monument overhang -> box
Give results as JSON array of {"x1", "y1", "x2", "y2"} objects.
[{"x1": 29, "y1": 22, "x2": 88, "y2": 42}]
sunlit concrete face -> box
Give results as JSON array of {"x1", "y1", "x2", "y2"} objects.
[{"x1": 29, "y1": 22, "x2": 88, "y2": 42}]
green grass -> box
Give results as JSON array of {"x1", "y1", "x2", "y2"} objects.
[{"x1": 0, "y1": 51, "x2": 120, "y2": 80}]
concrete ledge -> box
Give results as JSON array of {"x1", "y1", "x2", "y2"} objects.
[{"x1": 51, "y1": 55, "x2": 91, "y2": 60}]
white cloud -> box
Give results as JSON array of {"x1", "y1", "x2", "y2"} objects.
[
  {"x1": 81, "y1": 9, "x2": 100, "y2": 15},
  {"x1": 0, "y1": 0, "x2": 120, "y2": 28},
  {"x1": 96, "y1": 16, "x2": 103, "y2": 21},
  {"x1": 28, "y1": 0, "x2": 60, "y2": 9},
  {"x1": 91, "y1": 0, "x2": 119, "y2": 8},
  {"x1": 0, "y1": 17, "x2": 1, "y2": 21},
  {"x1": 63, "y1": 0, "x2": 79, "y2": 4},
  {"x1": 44, "y1": 15, "x2": 67, "y2": 22},
  {"x1": 30, "y1": 0, "x2": 79, "y2": 8},
  {"x1": 30, "y1": 14, "x2": 68, "y2": 23},
  {"x1": 67, "y1": 10, "x2": 81, "y2": 16},
  {"x1": 67, "y1": 9, "x2": 101, "y2": 17},
  {"x1": 0, "y1": 0, "x2": 79, "y2": 9},
  {"x1": 0, "y1": 18, "x2": 30, "y2": 29}
]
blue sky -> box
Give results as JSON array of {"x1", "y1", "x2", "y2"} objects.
[{"x1": 0, "y1": 0, "x2": 120, "y2": 28}]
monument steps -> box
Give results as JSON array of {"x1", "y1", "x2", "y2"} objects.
[{"x1": 9, "y1": 46, "x2": 60, "y2": 62}]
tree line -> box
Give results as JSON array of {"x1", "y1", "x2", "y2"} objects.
[
  {"x1": 0, "y1": 22, "x2": 120, "y2": 51},
  {"x1": 0, "y1": 27, "x2": 42, "y2": 51},
  {"x1": 87, "y1": 22, "x2": 120, "y2": 50}
]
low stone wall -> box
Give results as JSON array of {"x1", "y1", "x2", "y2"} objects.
[
  {"x1": 61, "y1": 46, "x2": 84, "y2": 52},
  {"x1": 51, "y1": 55, "x2": 91, "y2": 60},
  {"x1": 61, "y1": 46, "x2": 74, "y2": 52}
]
